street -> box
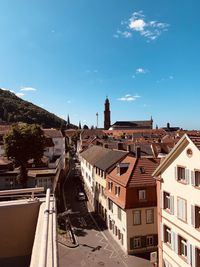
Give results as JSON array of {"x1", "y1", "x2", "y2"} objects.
[{"x1": 58, "y1": 160, "x2": 153, "y2": 267}]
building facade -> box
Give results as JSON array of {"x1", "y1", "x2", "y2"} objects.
[
  {"x1": 106, "y1": 155, "x2": 159, "y2": 254},
  {"x1": 153, "y1": 134, "x2": 200, "y2": 267}
]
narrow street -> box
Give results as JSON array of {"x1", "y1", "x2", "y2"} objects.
[{"x1": 58, "y1": 159, "x2": 153, "y2": 267}]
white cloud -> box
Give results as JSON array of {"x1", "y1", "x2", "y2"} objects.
[
  {"x1": 20, "y1": 87, "x2": 36, "y2": 91},
  {"x1": 129, "y1": 19, "x2": 146, "y2": 31},
  {"x1": 117, "y1": 94, "x2": 141, "y2": 102},
  {"x1": 114, "y1": 30, "x2": 132, "y2": 38},
  {"x1": 114, "y1": 10, "x2": 169, "y2": 41},
  {"x1": 136, "y1": 67, "x2": 148, "y2": 74},
  {"x1": 16, "y1": 92, "x2": 25, "y2": 97}
]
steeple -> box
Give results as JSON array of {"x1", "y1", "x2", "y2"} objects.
[{"x1": 104, "y1": 97, "x2": 111, "y2": 130}]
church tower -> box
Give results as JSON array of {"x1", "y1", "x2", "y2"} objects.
[{"x1": 104, "y1": 97, "x2": 111, "y2": 130}]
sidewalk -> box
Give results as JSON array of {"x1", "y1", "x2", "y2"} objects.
[{"x1": 57, "y1": 158, "x2": 79, "y2": 248}]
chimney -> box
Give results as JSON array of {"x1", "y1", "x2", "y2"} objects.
[
  {"x1": 117, "y1": 142, "x2": 124, "y2": 151},
  {"x1": 127, "y1": 144, "x2": 131, "y2": 152},
  {"x1": 136, "y1": 146, "x2": 141, "y2": 158},
  {"x1": 167, "y1": 122, "x2": 170, "y2": 129}
]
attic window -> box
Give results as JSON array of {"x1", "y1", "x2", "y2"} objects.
[
  {"x1": 117, "y1": 163, "x2": 129, "y2": 176},
  {"x1": 186, "y1": 148, "x2": 193, "y2": 158},
  {"x1": 139, "y1": 166, "x2": 145, "y2": 174}
]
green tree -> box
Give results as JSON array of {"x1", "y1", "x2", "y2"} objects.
[{"x1": 4, "y1": 124, "x2": 45, "y2": 187}]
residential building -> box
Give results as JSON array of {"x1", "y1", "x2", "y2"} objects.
[
  {"x1": 106, "y1": 152, "x2": 159, "y2": 254},
  {"x1": 80, "y1": 145, "x2": 127, "y2": 212},
  {"x1": 43, "y1": 128, "x2": 65, "y2": 169},
  {"x1": 153, "y1": 134, "x2": 200, "y2": 267}
]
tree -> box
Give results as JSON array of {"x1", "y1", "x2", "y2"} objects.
[
  {"x1": 4, "y1": 124, "x2": 45, "y2": 187},
  {"x1": 83, "y1": 124, "x2": 89, "y2": 129}
]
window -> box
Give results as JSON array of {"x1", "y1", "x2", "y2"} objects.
[
  {"x1": 121, "y1": 233, "x2": 124, "y2": 245},
  {"x1": 164, "y1": 192, "x2": 170, "y2": 210},
  {"x1": 177, "y1": 167, "x2": 186, "y2": 182},
  {"x1": 133, "y1": 210, "x2": 141, "y2": 225},
  {"x1": 178, "y1": 236, "x2": 187, "y2": 258},
  {"x1": 191, "y1": 205, "x2": 200, "y2": 228},
  {"x1": 108, "y1": 199, "x2": 113, "y2": 212},
  {"x1": 115, "y1": 186, "x2": 120, "y2": 197},
  {"x1": 108, "y1": 181, "x2": 113, "y2": 192},
  {"x1": 115, "y1": 226, "x2": 118, "y2": 236},
  {"x1": 139, "y1": 189, "x2": 146, "y2": 200},
  {"x1": 117, "y1": 206, "x2": 122, "y2": 220},
  {"x1": 164, "y1": 225, "x2": 171, "y2": 246},
  {"x1": 133, "y1": 237, "x2": 141, "y2": 248},
  {"x1": 195, "y1": 171, "x2": 200, "y2": 187},
  {"x1": 118, "y1": 229, "x2": 121, "y2": 240},
  {"x1": 196, "y1": 248, "x2": 200, "y2": 267},
  {"x1": 177, "y1": 197, "x2": 187, "y2": 222},
  {"x1": 146, "y1": 209, "x2": 154, "y2": 224},
  {"x1": 146, "y1": 235, "x2": 154, "y2": 246}
]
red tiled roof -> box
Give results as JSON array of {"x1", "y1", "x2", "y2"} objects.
[
  {"x1": 128, "y1": 158, "x2": 160, "y2": 187},
  {"x1": 43, "y1": 129, "x2": 63, "y2": 138},
  {"x1": 107, "y1": 156, "x2": 137, "y2": 187}
]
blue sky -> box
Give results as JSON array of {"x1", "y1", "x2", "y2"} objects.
[{"x1": 0, "y1": 0, "x2": 200, "y2": 129}]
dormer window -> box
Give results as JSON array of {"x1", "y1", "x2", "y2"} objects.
[
  {"x1": 139, "y1": 166, "x2": 145, "y2": 174},
  {"x1": 117, "y1": 163, "x2": 129, "y2": 176}
]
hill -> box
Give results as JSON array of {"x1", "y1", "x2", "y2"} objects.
[{"x1": 0, "y1": 88, "x2": 77, "y2": 129}]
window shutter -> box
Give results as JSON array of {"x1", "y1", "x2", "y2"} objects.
[
  {"x1": 174, "y1": 166, "x2": 177, "y2": 180},
  {"x1": 187, "y1": 241, "x2": 191, "y2": 264},
  {"x1": 186, "y1": 169, "x2": 190, "y2": 184},
  {"x1": 160, "y1": 223, "x2": 164, "y2": 242},
  {"x1": 171, "y1": 231, "x2": 178, "y2": 253},
  {"x1": 191, "y1": 205, "x2": 195, "y2": 227},
  {"x1": 170, "y1": 195, "x2": 174, "y2": 215},
  {"x1": 160, "y1": 191, "x2": 163, "y2": 209},
  {"x1": 191, "y1": 171, "x2": 195, "y2": 186},
  {"x1": 191, "y1": 244, "x2": 196, "y2": 267}
]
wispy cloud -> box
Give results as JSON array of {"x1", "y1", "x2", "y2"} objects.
[
  {"x1": 136, "y1": 68, "x2": 148, "y2": 74},
  {"x1": 16, "y1": 92, "x2": 25, "y2": 97},
  {"x1": 85, "y1": 69, "x2": 98, "y2": 74},
  {"x1": 114, "y1": 10, "x2": 169, "y2": 41},
  {"x1": 67, "y1": 100, "x2": 71, "y2": 104},
  {"x1": 156, "y1": 75, "x2": 174, "y2": 83},
  {"x1": 117, "y1": 94, "x2": 141, "y2": 102},
  {"x1": 20, "y1": 86, "x2": 37, "y2": 91}
]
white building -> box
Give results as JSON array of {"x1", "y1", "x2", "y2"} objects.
[{"x1": 153, "y1": 134, "x2": 200, "y2": 267}]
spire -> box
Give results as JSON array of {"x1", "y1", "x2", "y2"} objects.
[
  {"x1": 67, "y1": 114, "x2": 70, "y2": 125},
  {"x1": 78, "y1": 121, "x2": 81, "y2": 129},
  {"x1": 104, "y1": 97, "x2": 111, "y2": 130}
]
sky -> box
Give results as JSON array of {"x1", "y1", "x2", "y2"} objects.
[{"x1": 0, "y1": 0, "x2": 200, "y2": 129}]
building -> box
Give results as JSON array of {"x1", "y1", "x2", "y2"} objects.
[
  {"x1": 109, "y1": 119, "x2": 153, "y2": 130},
  {"x1": 106, "y1": 152, "x2": 160, "y2": 254},
  {"x1": 0, "y1": 187, "x2": 57, "y2": 267},
  {"x1": 104, "y1": 97, "x2": 111, "y2": 130},
  {"x1": 80, "y1": 145, "x2": 127, "y2": 212},
  {"x1": 43, "y1": 128, "x2": 65, "y2": 169},
  {"x1": 153, "y1": 133, "x2": 200, "y2": 267}
]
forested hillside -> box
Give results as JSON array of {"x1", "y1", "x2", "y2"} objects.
[{"x1": 0, "y1": 88, "x2": 76, "y2": 129}]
